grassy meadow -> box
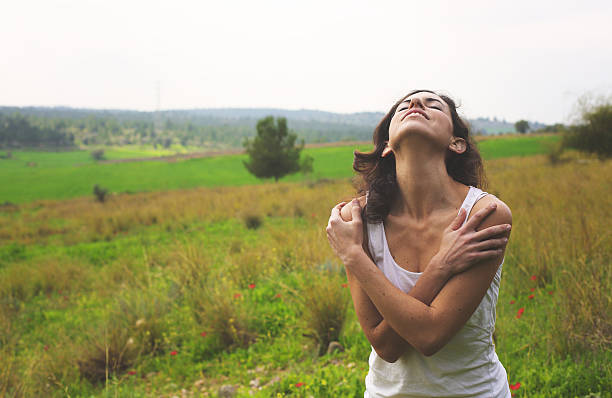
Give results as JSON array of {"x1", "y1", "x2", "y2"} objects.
[
  {"x1": 0, "y1": 134, "x2": 559, "y2": 204},
  {"x1": 1, "y1": 134, "x2": 611, "y2": 397}
]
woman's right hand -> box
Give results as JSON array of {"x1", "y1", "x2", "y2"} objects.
[{"x1": 433, "y1": 203, "x2": 511, "y2": 277}]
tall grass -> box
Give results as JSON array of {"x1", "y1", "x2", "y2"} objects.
[{"x1": 0, "y1": 150, "x2": 609, "y2": 396}]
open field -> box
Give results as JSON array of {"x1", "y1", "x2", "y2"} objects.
[
  {"x1": 0, "y1": 134, "x2": 560, "y2": 204},
  {"x1": 0, "y1": 146, "x2": 610, "y2": 397}
]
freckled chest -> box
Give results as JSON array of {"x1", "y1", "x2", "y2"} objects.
[{"x1": 383, "y1": 211, "x2": 457, "y2": 273}]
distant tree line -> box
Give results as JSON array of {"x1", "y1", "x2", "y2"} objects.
[{"x1": 0, "y1": 113, "x2": 75, "y2": 148}]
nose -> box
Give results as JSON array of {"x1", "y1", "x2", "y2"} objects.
[{"x1": 407, "y1": 97, "x2": 425, "y2": 109}]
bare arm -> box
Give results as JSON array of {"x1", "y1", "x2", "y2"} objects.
[
  {"x1": 340, "y1": 197, "x2": 484, "y2": 362},
  {"x1": 331, "y1": 196, "x2": 512, "y2": 356}
]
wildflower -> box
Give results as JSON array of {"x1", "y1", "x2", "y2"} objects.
[
  {"x1": 510, "y1": 382, "x2": 521, "y2": 390},
  {"x1": 530, "y1": 275, "x2": 536, "y2": 281},
  {"x1": 516, "y1": 308, "x2": 524, "y2": 319},
  {"x1": 248, "y1": 283, "x2": 256, "y2": 289},
  {"x1": 275, "y1": 293, "x2": 282, "y2": 299},
  {"x1": 43, "y1": 345, "x2": 49, "y2": 351},
  {"x1": 529, "y1": 287, "x2": 535, "y2": 292},
  {"x1": 234, "y1": 293, "x2": 242, "y2": 299},
  {"x1": 170, "y1": 350, "x2": 177, "y2": 356},
  {"x1": 548, "y1": 291, "x2": 554, "y2": 295},
  {"x1": 528, "y1": 294, "x2": 534, "y2": 300},
  {"x1": 295, "y1": 382, "x2": 305, "y2": 387},
  {"x1": 509, "y1": 300, "x2": 515, "y2": 305},
  {"x1": 200, "y1": 331, "x2": 207, "y2": 337},
  {"x1": 128, "y1": 370, "x2": 137, "y2": 376},
  {"x1": 341, "y1": 283, "x2": 348, "y2": 288}
]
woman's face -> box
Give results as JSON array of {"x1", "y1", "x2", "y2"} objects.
[{"x1": 386, "y1": 92, "x2": 456, "y2": 155}]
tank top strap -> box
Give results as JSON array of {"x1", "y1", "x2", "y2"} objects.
[{"x1": 459, "y1": 186, "x2": 491, "y2": 228}]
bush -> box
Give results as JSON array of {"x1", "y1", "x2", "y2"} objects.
[
  {"x1": 244, "y1": 214, "x2": 262, "y2": 230},
  {"x1": 90, "y1": 149, "x2": 105, "y2": 161},
  {"x1": 93, "y1": 184, "x2": 108, "y2": 203},
  {"x1": 564, "y1": 99, "x2": 612, "y2": 159},
  {"x1": 301, "y1": 268, "x2": 350, "y2": 356}
]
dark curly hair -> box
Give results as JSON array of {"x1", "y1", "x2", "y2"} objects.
[{"x1": 354, "y1": 89, "x2": 486, "y2": 223}]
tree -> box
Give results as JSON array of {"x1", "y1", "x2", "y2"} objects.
[
  {"x1": 243, "y1": 116, "x2": 305, "y2": 182},
  {"x1": 90, "y1": 149, "x2": 105, "y2": 161},
  {"x1": 514, "y1": 120, "x2": 530, "y2": 134},
  {"x1": 563, "y1": 101, "x2": 612, "y2": 159}
]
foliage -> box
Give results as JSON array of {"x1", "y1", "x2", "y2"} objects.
[
  {"x1": 301, "y1": 267, "x2": 350, "y2": 356},
  {"x1": 0, "y1": 141, "x2": 610, "y2": 396},
  {"x1": 243, "y1": 116, "x2": 306, "y2": 182},
  {"x1": 92, "y1": 184, "x2": 108, "y2": 203},
  {"x1": 514, "y1": 120, "x2": 530, "y2": 134},
  {"x1": 0, "y1": 113, "x2": 75, "y2": 148},
  {"x1": 90, "y1": 148, "x2": 105, "y2": 161},
  {"x1": 563, "y1": 100, "x2": 612, "y2": 159},
  {"x1": 0, "y1": 135, "x2": 560, "y2": 204}
]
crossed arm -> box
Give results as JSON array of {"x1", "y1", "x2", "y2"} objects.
[{"x1": 335, "y1": 195, "x2": 512, "y2": 360}]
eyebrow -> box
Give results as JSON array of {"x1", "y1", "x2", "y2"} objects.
[{"x1": 401, "y1": 97, "x2": 444, "y2": 106}]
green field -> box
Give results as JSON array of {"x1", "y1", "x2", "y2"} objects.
[
  {"x1": 0, "y1": 134, "x2": 560, "y2": 204},
  {"x1": 1, "y1": 135, "x2": 610, "y2": 397}
]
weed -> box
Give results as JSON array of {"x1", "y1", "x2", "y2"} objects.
[
  {"x1": 300, "y1": 269, "x2": 350, "y2": 356},
  {"x1": 244, "y1": 214, "x2": 262, "y2": 230}
]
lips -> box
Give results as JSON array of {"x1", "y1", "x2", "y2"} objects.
[{"x1": 401, "y1": 109, "x2": 429, "y2": 121}]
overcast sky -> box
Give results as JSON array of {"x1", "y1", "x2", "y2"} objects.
[{"x1": 2, "y1": 0, "x2": 611, "y2": 124}]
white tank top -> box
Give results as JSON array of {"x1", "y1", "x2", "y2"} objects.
[{"x1": 364, "y1": 186, "x2": 511, "y2": 398}]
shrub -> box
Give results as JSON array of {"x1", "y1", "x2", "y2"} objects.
[
  {"x1": 544, "y1": 141, "x2": 566, "y2": 165},
  {"x1": 301, "y1": 268, "x2": 350, "y2": 356},
  {"x1": 244, "y1": 214, "x2": 262, "y2": 230},
  {"x1": 563, "y1": 98, "x2": 612, "y2": 159},
  {"x1": 93, "y1": 184, "x2": 108, "y2": 203},
  {"x1": 90, "y1": 149, "x2": 105, "y2": 161},
  {"x1": 77, "y1": 320, "x2": 141, "y2": 383},
  {"x1": 188, "y1": 282, "x2": 256, "y2": 351}
]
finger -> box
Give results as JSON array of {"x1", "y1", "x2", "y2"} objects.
[
  {"x1": 471, "y1": 248, "x2": 504, "y2": 261},
  {"x1": 473, "y1": 237, "x2": 508, "y2": 251},
  {"x1": 330, "y1": 202, "x2": 346, "y2": 217},
  {"x1": 331, "y1": 204, "x2": 342, "y2": 220},
  {"x1": 350, "y1": 199, "x2": 362, "y2": 222},
  {"x1": 472, "y1": 224, "x2": 512, "y2": 241},
  {"x1": 450, "y1": 208, "x2": 467, "y2": 230},
  {"x1": 464, "y1": 202, "x2": 497, "y2": 230}
]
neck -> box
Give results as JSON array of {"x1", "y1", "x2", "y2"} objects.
[{"x1": 390, "y1": 139, "x2": 465, "y2": 221}]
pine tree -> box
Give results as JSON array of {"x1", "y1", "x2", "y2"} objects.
[{"x1": 243, "y1": 116, "x2": 304, "y2": 182}]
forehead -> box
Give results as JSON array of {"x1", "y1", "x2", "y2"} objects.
[{"x1": 403, "y1": 91, "x2": 444, "y2": 103}]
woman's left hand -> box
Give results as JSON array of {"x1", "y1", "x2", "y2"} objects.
[{"x1": 326, "y1": 199, "x2": 365, "y2": 265}]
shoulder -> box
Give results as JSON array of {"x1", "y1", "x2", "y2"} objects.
[
  {"x1": 340, "y1": 195, "x2": 367, "y2": 222},
  {"x1": 468, "y1": 193, "x2": 512, "y2": 231}
]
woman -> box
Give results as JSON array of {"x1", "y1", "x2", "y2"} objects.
[{"x1": 326, "y1": 89, "x2": 513, "y2": 397}]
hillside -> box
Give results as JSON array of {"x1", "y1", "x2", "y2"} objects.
[{"x1": 0, "y1": 106, "x2": 549, "y2": 149}]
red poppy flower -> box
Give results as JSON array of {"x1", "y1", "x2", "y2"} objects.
[
  {"x1": 530, "y1": 275, "x2": 536, "y2": 281},
  {"x1": 248, "y1": 284, "x2": 256, "y2": 289},
  {"x1": 234, "y1": 293, "x2": 242, "y2": 299},
  {"x1": 341, "y1": 283, "x2": 348, "y2": 288},
  {"x1": 516, "y1": 308, "x2": 524, "y2": 319},
  {"x1": 275, "y1": 293, "x2": 282, "y2": 298},
  {"x1": 548, "y1": 291, "x2": 554, "y2": 295},
  {"x1": 528, "y1": 294, "x2": 534, "y2": 300},
  {"x1": 509, "y1": 300, "x2": 515, "y2": 305},
  {"x1": 295, "y1": 382, "x2": 305, "y2": 387},
  {"x1": 128, "y1": 370, "x2": 137, "y2": 376},
  {"x1": 43, "y1": 345, "x2": 49, "y2": 351},
  {"x1": 529, "y1": 287, "x2": 535, "y2": 292},
  {"x1": 170, "y1": 350, "x2": 177, "y2": 356},
  {"x1": 200, "y1": 331, "x2": 207, "y2": 337},
  {"x1": 510, "y1": 382, "x2": 521, "y2": 390}
]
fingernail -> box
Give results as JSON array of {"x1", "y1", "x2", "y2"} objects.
[
  {"x1": 490, "y1": 203, "x2": 497, "y2": 209},
  {"x1": 506, "y1": 225, "x2": 512, "y2": 230}
]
